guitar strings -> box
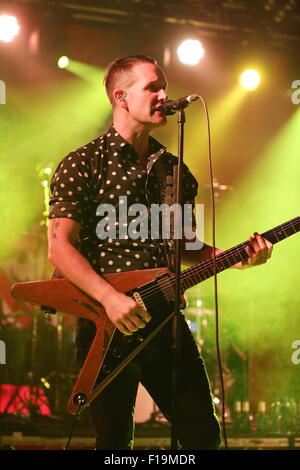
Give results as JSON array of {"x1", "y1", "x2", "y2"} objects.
[
  {"x1": 140, "y1": 219, "x2": 299, "y2": 298},
  {"x1": 134, "y1": 219, "x2": 299, "y2": 305},
  {"x1": 137, "y1": 219, "x2": 299, "y2": 305}
]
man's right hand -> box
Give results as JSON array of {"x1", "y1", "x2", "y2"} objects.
[{"x1": 100, "y1": 289, "x2": 152, "y2": 336}]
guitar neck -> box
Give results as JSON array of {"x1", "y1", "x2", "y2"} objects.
[{"x1": 180, "y1": 216, "x2": 300, "y2": 291}]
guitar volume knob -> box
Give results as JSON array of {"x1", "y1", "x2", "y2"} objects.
[
  {"x1": 135, "y1": 334, "x2": 144, "y2": 343},
  {"x1": 102, "y1": 364, "x2": 112, "y2": 375},
  {"x1": 123, "y1": 335, "x2": 133, "y2": 343},
  {"x1": 113, "y1": 348, "x2": 122, "y2": 359}
]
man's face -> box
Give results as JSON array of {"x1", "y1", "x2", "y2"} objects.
[{"x1": 123, "y1": 62, "x2": 168, "y2": 129}]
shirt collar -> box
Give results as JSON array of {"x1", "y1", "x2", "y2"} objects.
[{"x1": 105, "y1": 125, "x2": 166, "y2": 160}]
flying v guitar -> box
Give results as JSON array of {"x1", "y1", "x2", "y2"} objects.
[{"x1": 11, "y1": 216, "x2": 299, "y2": 415}]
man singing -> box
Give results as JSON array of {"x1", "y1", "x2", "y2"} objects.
[{"x1": 48, "y1": 55, "x2": 272, "y2": 449}]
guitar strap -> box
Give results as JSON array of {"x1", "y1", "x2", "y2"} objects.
[{"x1": 145, "y1": 149, "x2": 177, "y2": 273}]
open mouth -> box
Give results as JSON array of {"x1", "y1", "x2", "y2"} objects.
[
  {"x1": 150, "y1": 103, "x2": 166, "y2": 118},
  {"x1": 153, "y1": 105, "x2": 164, "y2": 115}
]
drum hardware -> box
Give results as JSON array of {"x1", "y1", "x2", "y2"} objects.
[
  {"x1": 134, "y1": 384, "x2": 167, "y2": 425},
  {"x1": 0, "y1": 163, "x2": 73, "y2": 416},
  {"x1": 0, "y1": 309, "x2": 48, "y2": 415},
  {"x1": 0, "y1": 308, "x2": 78, "y2": 417},
  {"x1": 42, "y1": 312, "x2": 79, "y2": 415},
  {"x1": 230, "y1": 398, "x2": 300, "y2": 434},
  {"x1": 269, "y1": 397, "x2": 298, "y2": 434},
  {"x1": 143, "y1": 400, "x2": 167, "y2": 425},
  {"x1": 184, "y1": 295, "x2": 214, "y2": 352}
]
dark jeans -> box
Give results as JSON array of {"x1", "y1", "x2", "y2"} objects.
[{"x1": 89, "y1": 315, "x2": 221, "y2": 450}]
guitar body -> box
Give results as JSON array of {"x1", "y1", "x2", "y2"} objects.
[
  {"x1": 11, "y1": 267, "x2": 174, "y2": 414},
  {"x1": 11, "y1": 267, "x2": 170, "y2": 319}
]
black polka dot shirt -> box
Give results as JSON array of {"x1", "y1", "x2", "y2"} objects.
[{"x1": 49, "y1": 126, "x2": 198, "y2": 274}]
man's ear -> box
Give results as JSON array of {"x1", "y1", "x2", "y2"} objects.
[{"x1": 114, "y1": 89, "x2": 127, "y2": 107}]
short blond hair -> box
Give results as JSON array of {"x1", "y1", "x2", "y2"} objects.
[{"x1": 103, "y1": 55, "x2": 157, "y2": 106}]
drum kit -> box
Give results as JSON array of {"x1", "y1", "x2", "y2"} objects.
[
  {"x1": 0, "y1": 308, "x2": 78, "y2": 416},
  {"x1": 0, "y1": 163, "x2": 78, "y2": 417}
]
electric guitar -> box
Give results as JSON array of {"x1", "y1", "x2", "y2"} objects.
[{"x1": 11, "y1": 216, "x2": 300, "y2": 415}]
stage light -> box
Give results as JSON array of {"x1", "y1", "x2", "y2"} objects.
[
  {"x1": 177, "y1": 39, "x2": 205, "y2": 66},
  {"x1": 0, "y1": 15, "x2": 20, "y2": 43},
  {"x1": 240, "y1": 69, "x2": 261, "y2": 90},
  {"x1": 57, "y1": 55, "x2": 69, "y2": 69}
]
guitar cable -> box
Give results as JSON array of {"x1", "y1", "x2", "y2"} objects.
[
  {"x1": 65, "y1": 396, "x2": 86, "y2": 450},
  {"x1": 197, "y1": 95, "x2": 228, "y2": 450},
  {"x1": 40, "y1": 304, "x2": 83, "y2": 450}
]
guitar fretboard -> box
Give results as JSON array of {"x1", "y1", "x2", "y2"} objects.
[{"x1": 179, "y1": 216, "x2": 300, "y2": 291}]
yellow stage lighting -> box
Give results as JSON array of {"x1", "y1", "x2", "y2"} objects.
[{"x1": 240, "y1": 69, "x2": 261, "y2": 90}]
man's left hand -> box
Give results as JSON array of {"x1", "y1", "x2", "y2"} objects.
[{"x1": 236, "y1": 232, "x2": 273, "y2": 269}]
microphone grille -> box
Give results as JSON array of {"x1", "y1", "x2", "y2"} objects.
[{"x1": 188, "y1": 94, "x2": 199, "y2": 102}]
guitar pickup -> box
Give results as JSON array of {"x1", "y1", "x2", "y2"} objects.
[{"x1": 132, "y1": 291, "x2": 147, "y2": 311}]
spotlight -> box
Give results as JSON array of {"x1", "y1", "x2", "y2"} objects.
[
  {"x1": 0, "y1": 15, "x2": 20, "y2": 43},
  {"x1": 177, "y1": 39, "x2": 205, "y2": 66},
  {"x1": 240, "y1": 69, "x2": 261, "y2": 90},
  {"x1": 57, "y1": 56, "x2": 69, "y2": 69}
]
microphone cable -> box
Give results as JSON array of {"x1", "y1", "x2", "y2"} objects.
[{"x1": 197, "y1": 95, "x2": 228, "y2": 450}]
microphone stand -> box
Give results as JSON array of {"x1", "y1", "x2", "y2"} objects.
[{"x1": 171, "y1": 109, "x2": 185, "y2": 450}]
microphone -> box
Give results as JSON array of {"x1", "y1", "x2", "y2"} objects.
[{"x1": 159, "y1": 94, "x2": 199, "y2": 115}]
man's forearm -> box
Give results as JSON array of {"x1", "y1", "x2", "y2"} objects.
[{"x1": 48, "y1": 241, "x2": 116, "y2": 305}]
